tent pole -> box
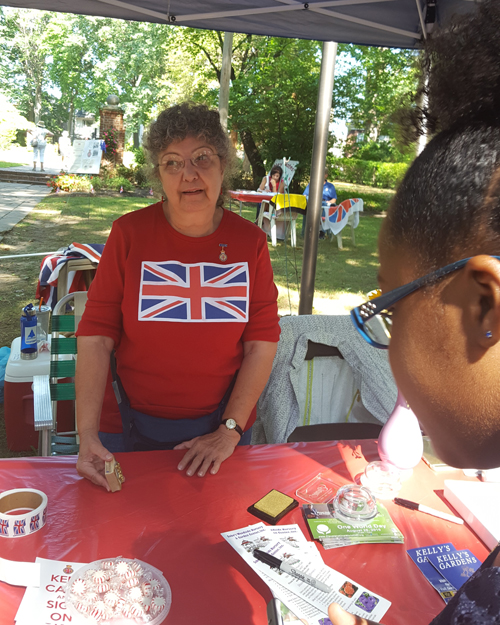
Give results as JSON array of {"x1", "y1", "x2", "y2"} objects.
[
  {"x1": 219, "y1": 32, "x2": 233, "y2": 131},
  {"x1": 298, "y1": 40, "x2": 337, "y2": 315}
]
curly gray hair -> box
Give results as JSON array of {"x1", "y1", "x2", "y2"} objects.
[{"x1": 143, "y1": 102, "x2": 233, "y2": 207}]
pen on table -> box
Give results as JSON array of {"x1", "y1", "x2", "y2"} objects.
[
  {"x1": 253, "y1": 549, "x2": 331, "y2": 593},
  {"x1": 394, "y1": 497, "x2": 463, "y2": 525}
]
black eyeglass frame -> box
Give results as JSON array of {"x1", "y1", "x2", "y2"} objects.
[{"x1": 350, "y1": 256, "x2": 500, "y2": 349}]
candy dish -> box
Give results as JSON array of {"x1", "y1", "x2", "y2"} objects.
[{"x1": 65, "y1": 558, "x2": 171, "y2": 624}]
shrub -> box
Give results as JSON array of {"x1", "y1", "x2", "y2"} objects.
[
  {"x1": 132, "y1": 146, "x2": 146, "y2": 166},
  {"x1": 109, "y1": 176, "x2": 133, "y2": 192},
  {"x1": 327, "y1": 156, "x2": 409, "y2": 189},
  {"x1": 47, "y1": 173, "x2": 92, "y2": 193}
]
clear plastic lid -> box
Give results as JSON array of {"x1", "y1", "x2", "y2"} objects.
[
  {"x1": 295, "y1": 473, "x2": 342, "y2": 503},
  {"x1": 332, "y1": 484, "x2": 378, "y2": 525},
  {"x1": 360, "y1": 461, "x2": 402, "y2": 500}
]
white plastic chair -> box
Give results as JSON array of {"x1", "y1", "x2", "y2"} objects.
[{"x1": 258, "y1": 193, "x2": 307, "y2": 247}]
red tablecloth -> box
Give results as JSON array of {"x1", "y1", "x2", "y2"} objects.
[
  {"x1": 0, "y1": 441, "x2": 489, "y2": 625},
  {"x1": 229, "y1": 190, "x2": 275, "y2": 204}
]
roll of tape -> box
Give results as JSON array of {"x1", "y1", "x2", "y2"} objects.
[{"x1": 0, "y1": 489, "x2": 48, "y2": 538}]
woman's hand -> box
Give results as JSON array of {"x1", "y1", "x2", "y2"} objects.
[
  {"x1": 174, "y1": 426, "x2": 240, "y2": 477},
  {"x1": 328, "y1": 604, "x2": 380, "y2": 625},
  {"x1": 76, "y1": 431, "x2": 114, "y2": 491}
]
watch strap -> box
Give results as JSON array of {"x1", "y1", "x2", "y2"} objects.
[{"x1": 221, "y1": 419, "x2": 244, "y2": 438}]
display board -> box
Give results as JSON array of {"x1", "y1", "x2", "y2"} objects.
[{"x1": 68, "y1": 139, "x2": 103, "y2": 175}]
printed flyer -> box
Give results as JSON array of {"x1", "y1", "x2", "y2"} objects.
[{"x1": 222, "y1": 523, "x2": 391, "y2": 623}]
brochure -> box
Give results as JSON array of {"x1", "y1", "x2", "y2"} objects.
[
  {"x1": 222, "y1": 523, "x2": 391, "y2": 623},
  {"x1": 407, "y1": 543, "x2": 457, "y2": 604},
  {"x1": 426, "y1": 548, "x2": 482, "y2": 591},
  {"x1": 303, "y1": 502, "x2": 404, "y2": 548}
]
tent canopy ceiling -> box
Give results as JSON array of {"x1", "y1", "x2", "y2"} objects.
[{"x1": 0, "y1": 0, "x2": 478, "y2": 49}]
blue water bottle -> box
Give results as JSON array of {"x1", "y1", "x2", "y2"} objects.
[{"x1": 20, "y1": 303, "x2": 38, "y2": 360}]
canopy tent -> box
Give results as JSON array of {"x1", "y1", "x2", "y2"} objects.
[
  {"x1": 0, "y1": 0, "x2": 480, "y2": 312},
  {"x1": 0, "y1": 0, "x2": 477, "y2": 48}
]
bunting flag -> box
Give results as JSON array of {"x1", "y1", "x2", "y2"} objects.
[
  {"x1": 323, "y1": 198, "x2": 363, "y2": 236},
  {"x1": 36, "y1": 243, "x2": 104, "y2": 308}
]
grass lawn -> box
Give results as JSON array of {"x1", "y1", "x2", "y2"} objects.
[
  {"x1": 0, "y1": 183, "x2": 390, "y2": 348},
  {"x1": 0, "y1": 161, "x2": 24, "y2": 168}
]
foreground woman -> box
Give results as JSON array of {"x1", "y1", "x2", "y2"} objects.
[
  {"x1": 75, "y1": 103, "x2": 280, "y2": 489},
  {"x1": 330, "y1": 2, "x2": 500, "y2": 623}
]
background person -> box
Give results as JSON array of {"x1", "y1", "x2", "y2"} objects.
[
  {"x1": 58, "y1": 130, "x2": 71, "y2": 171},
  {"x1": 256, "y1": 165, "x2": 285, "y2": 221},
  {"x1": 329, "y1": 1, "x2": 500, "y2": 623},
  {"x1": 75, "y1": 102, "x2": 280, "y2": 490},
  {"x1": 302, "y1": 168, "x2": 337, "y2": 238},
  {"x1": 28, "y1": 120, "x2": 53, "y2": 172}
]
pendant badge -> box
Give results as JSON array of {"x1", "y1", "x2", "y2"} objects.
[{"x1": 219, "y1": 243, "x2": 228, "y2": 262}]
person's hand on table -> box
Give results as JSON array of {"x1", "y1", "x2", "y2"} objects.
[
  {"x1": 76, "y1": 431, "x2": 114, "y2": 491},
  {"x1": 174, "y1": 425, "x2": 240, "y2": 477},
  {"x1": 328, "y1": 604, "x2": 380, "y2": 625}
]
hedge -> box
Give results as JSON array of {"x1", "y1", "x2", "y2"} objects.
[{"x1": 328, "y1": 157, "x2": 409, "y2": 189}]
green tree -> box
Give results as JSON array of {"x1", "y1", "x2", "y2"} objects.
[
  {"x1": 0, "y1": 8, "x2": 51, "y2": 123},
  {"x1": 334, "y1": 45, "x2": 420, "y2": 142}
]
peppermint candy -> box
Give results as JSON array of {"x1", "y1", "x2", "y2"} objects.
[{"x1": 71, "y1": 578, "x2": 86, "y2": 596}]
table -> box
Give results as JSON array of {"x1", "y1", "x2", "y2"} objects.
[
  {"x1": 229, "y1": 190, "x2": 275, "y2": 216},
  {"x1": 0, "y1": 441, "x2": 489, "y2": 625}
]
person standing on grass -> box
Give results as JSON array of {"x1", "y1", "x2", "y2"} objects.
[
  {"x1": 58, "y1": 131, "x2": 71, "y2": 171},
  {"x1": 28, "y1": 121, "x2": 53, "y2": 172}
]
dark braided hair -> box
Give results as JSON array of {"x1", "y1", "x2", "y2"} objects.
[{"x1": 386, "y1": 0, "x2": 500, "y2": 270}]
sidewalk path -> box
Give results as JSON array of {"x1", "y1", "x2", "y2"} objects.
[{"x1": 0, "y1": 181, "x2": 51, "y2": 236}]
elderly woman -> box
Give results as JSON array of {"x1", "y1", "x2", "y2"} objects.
[
  {"x1": 329, "y1": 2, "x2": 500, "y2": 624},
  {"x1": 75, "y1": 103, "x2": 280, "y2": 490}
]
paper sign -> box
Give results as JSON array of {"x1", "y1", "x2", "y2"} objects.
[
  {"x1": 15, "y1": 558, "x2": 86, "y2": 625},
  {"x1": 68, "y1": 140, "x2": 102, "y2": 174},
  {"x1": 0, "y1": 557, "x2": 40, "y2": 588}
]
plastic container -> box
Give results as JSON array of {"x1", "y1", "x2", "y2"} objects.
[
  {"x1": 360, "y1": 461, "x2": 402, "y2": 500},
  {"x1": 20, "y1": 304, "x2": 37, "y2": 360},
  {"x1": 333, "y1": 484, "x2": 378, "y2": 525},
  {"x1": 65, "y1": 557, "x2": 171, "y2": 624},
  {"x1": 3, "y1": 336, "x2": 74, "y2": 451},
  {"x1": 36, "y1": 305, "x2": 51, "y2": 346},
  {"x1": 296, "y1": 473, "x2": 342, "y2": 503}
]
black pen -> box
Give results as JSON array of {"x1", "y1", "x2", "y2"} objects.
[
  {"x1": 394, "y1": 498, "x2": 463, "y2": 525},
  {"x1": 253, "y1": 549, "x2": 331, "y2": 593}
]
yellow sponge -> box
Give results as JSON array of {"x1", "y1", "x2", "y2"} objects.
[{"x1": 248, "y1": 489, "x2": 298, "y2": 525}]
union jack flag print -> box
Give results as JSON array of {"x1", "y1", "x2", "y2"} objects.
[
  {"x1": 30, "y1": 514, "x2": 40, "y2": 532},
  {"x1": 13, "y1": 519, "x2": 26, "y2": 535},
  {"x1": 139, "y1": 261, "x2": 249, "y2": 323},
  {"x1": 0, "y1": 519, "x2": 9, "y2": 536}
]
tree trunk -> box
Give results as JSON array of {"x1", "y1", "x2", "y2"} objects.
[
  {"x1": 34, "y1": 83, "x2": 42, "y2": 124},
  {"x1": 68, "y1": 101, "x2": 75, "y2": 140},
  {"x1": 240, "y1": 129, "x2": 265, "y2": 187}
]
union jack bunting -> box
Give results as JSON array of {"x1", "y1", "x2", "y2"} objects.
[
  {"x1": 13, "y1": 519, "x2": 26, "y2": 535},
  {"x1": 36, "y1": 243, "x2": 104, "y2": 308},
  {"x1": 0, "y1": 519, "x2": 9, "y2": 536},
  {"x1": 30, "y1": 514, "x2": 40, "y2": 532},
  {"x1": 139, "y1": 261, "x2": 249, "y2": 323},
  {"x1": 324, "y1": 198, "x2": 363, "y2": 236}
]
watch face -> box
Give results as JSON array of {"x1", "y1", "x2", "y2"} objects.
[{"x1": 225, "y1": 418, "x2": 237, "y2": 430}]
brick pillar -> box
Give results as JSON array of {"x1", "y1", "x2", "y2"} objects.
[{"x1": 99, "y1": 96, "x2": 125, "y2": 166}]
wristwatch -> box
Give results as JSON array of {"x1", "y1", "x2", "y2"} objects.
[{"x1": 221, "y1": 418, "x2": 244, "y2": 438}]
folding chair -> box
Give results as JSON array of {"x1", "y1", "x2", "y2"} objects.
[
  {"x1": 34, "y1": 291, "x2": 87, "y2": 455},
  {"x1": 258, "y1": 193, "x2": 307, "y2": 247}
]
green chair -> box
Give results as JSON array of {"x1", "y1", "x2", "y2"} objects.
[{"x1": 34, "y1": 292, "x2": 87, "y2": 455}]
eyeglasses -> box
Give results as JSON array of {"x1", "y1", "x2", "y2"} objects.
[
  {"x1": 350, "y1": 256, "x2": 500, "y2": 349},
  {"x1": 158, "y1": 148, "x2": 220, "y2": 174}
]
